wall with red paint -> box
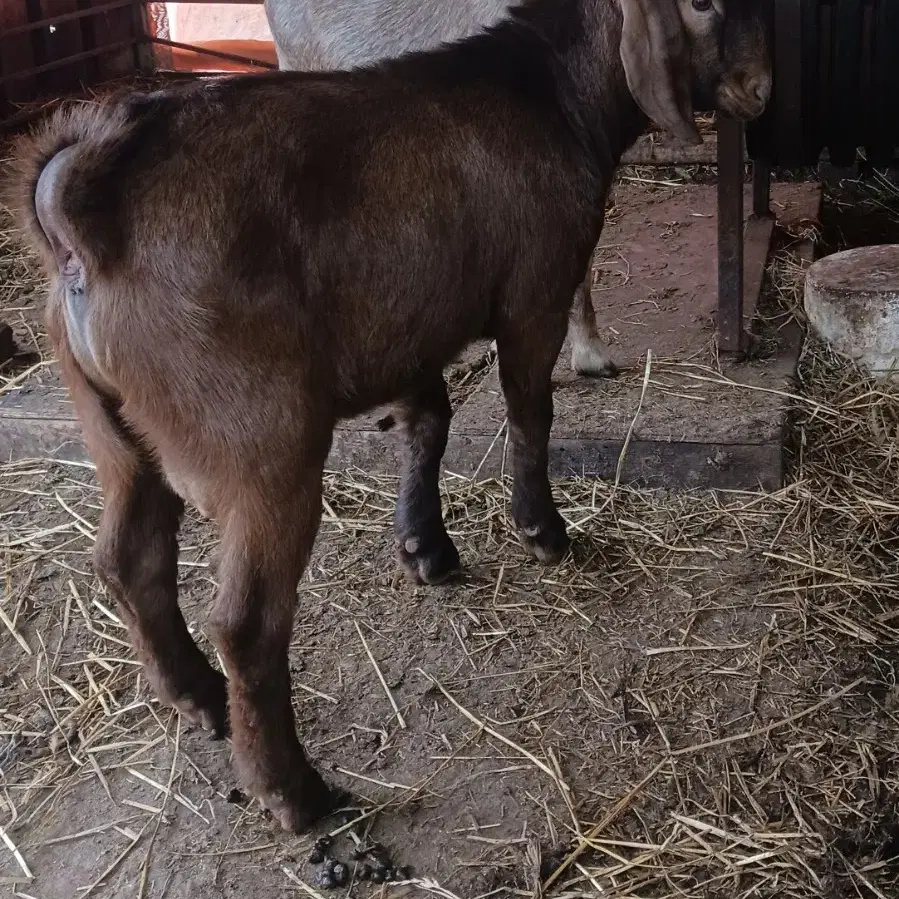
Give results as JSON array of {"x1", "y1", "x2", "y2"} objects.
[{"x1": 166, "y1": 2, "x2": 273, "y2": 43}]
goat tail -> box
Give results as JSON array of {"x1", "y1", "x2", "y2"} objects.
[{"x1": 3, "y1": 98, "x2": 137, "y2": 271}]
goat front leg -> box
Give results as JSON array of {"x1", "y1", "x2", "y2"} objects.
[
  {"x1": 569, "y1": 266, "x2": 618, "y2": 378},
  {"x1": 391, "y1": 375, "x2": 460, "y2": 585},
  {"x1": 488, "y1": 267, "x2": 618, "y2": 379},
  {"x1": 208, "y1": 461, "x2": 335, "y2": 832},
  {"x1": 496, "y1": 311, "x2": 570, "y2": 564}
]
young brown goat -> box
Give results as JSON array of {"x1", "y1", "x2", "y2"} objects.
[{"x1": 8, "y1": 0, "x2": 770, "y2": 831}]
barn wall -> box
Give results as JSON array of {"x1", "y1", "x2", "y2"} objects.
[
  {"x1": 0, "y1": 0, "x2": 280, "y2": 127},
  {"x1": 0, "y1": 0, "x2": 146, "y2": 128}
]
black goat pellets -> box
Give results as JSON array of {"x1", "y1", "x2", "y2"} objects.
[
  {"x1": 358, "y1": 864, "x2": 373, "y2": 881},
  {"x1": 331, "y1": 863, "x2": 348, "y2": 886},
  {"x1": 314, "y1": 835, "x2": 333, "y2": 851},
  {"x1": 308, "y1": 848, "x2": 324, "y2": 865},
  {"x1": 371, "y1": 867, "x2": 387, "y2": 884},
  {"x1": 315, "y1": 871, "x2": 335, "y2": 890}
]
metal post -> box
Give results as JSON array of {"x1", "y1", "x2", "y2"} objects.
[
  {"x1": 717, "y1": 115, "x2": 746, "y2": 354},
  {"x1": 752, "y1": 160, "x2": 771, "y2": 217}
]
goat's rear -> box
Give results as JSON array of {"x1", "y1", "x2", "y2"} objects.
[{"x1": 5, "y1": 60, "x2": 605, "y2": 830}]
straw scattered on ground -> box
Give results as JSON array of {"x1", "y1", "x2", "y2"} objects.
[{"x1": 1, "y1": 142, "x2": 898, "y2": 897}]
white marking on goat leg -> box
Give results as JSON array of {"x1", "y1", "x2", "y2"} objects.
[{"x1": 570, "y1": 332, "x2": 617, "y2": 377}]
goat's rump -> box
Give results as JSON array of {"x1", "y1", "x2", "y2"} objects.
[{"x1": 9, "y1": 62, "x2": 587, "y2": 263}]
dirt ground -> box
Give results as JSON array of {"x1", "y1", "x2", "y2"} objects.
[{"x1": 2, "y1": 141, "x2": 899, "y2": 897}]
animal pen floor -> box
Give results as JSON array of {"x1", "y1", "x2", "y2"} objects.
[{"x1": 2, "y1": 145, "x2": 899, "y2": 898}]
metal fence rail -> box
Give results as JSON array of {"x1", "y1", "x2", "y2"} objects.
[
  {"x1": 0, "y1": 0, "x2": 146, "y2": 124},
  {"x1": 0, "y1": 0, "x2": 277, "y2": 129}
]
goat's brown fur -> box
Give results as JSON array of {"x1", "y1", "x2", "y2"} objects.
[{"x1": 6, "y1": 0, "x2": 770, "y2": 831}]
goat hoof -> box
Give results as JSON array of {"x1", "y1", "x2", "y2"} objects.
[
  {"x1": 257, "y1": 769, "x2": 337, "y2": 834},
  {"x1": 396, "y1": 533, "x2": 460, "y2": 585},
  {"x1": 600, "y1": 360, "x2": 619, "y2": 379},
  {"x1": 571, "y1": 348, "x2": 619, "y2": 379},
  {"x1": 164, "y1": 669, "x2": 229, "y2": 739},
  {"x1": 517, "y1": 517, "x2": 570, "y2": 565}
]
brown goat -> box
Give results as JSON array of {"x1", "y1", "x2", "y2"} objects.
[{"x1": 7, "y1": 0, "x2": 770, "y2": 832}]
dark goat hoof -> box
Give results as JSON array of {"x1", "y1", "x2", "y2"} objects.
[
  {"x1": 396, "y1": 533, "x2": 460, "y2": 585},
  {"x1": 169, "y1": 669, "x2": 229, "y2": 739},
  {"x1": 258, "y1": 769, "x2": 338, "y2": 834},
  {"x1": 574, "y1": 359, "x2": 619, "y2": 379},
  {"x1": 598, "y1": 361, "x2": 619, "y2": 379},
  {"x1": 517, "y1": 518, "x2": 570, "y2": 565}
]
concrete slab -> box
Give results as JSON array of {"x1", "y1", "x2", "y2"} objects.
[
  {"x1": 805, "y1": 244, "x2": 899, "y2": 380},
  {"x1": 443, "y1": 181, "x2": 821, "y2": 490},
  {"x1": 0, "y1": 181, "x2": 822, "y2": 491}
]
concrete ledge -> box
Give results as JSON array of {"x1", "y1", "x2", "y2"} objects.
[
  {"x1": 0, "y1": 316, "x2": 803, "y2": 493},
  {"x1": 0, "y1": 386, "x2": 792, "y2": 491}
]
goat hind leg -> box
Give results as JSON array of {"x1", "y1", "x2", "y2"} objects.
[
  {"x1": 208, "y1": 458, "x2": 335, "y2": 832},
  {"x1": 568, "y1": 266, "x2": 618, "y2": 378},
  {"x1": 95, "y1": 466, "x2": 228, "y2": 736},
  {"x1": 49, "y1": 303, "x2": 226, "y2": 736},
  {"x1": 391, "y1": 375, "x2": 459, "y2": 585},
  {"x1": 84, "y1": 414, "x2": 228, "y2": 736}
]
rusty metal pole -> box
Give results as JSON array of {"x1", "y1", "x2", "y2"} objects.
[
  {"x1": 717, "y1": 115, "x2": 745, "y2": 354},
  {"x1": 0, "y1": 321, "x2": 15, "y2": 365},
  {"x1": 752, "y1": 160, "x2": 771, "y2": 217}
]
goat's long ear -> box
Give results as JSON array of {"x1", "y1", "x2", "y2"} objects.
[{"x1": 618, "y1": 0, "x2": 702, "y2": 145}]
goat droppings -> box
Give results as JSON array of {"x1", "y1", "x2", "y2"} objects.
[
  {"x1": 314, "y1": 870, "x2": 335, "y2": 890},
  {"x1": 331, "y1": 862, "x2": 348, "y2": 886}
]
